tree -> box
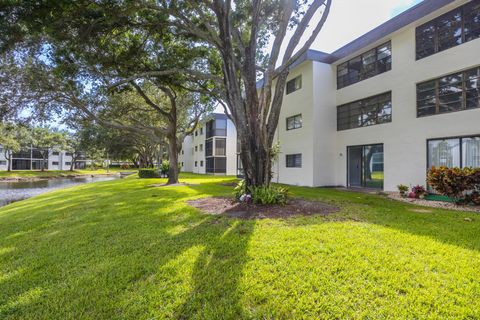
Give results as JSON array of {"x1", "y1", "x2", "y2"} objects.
[
  {"x1": 0, "y1": 0, "x2": 332, "y2": 187},
  {"x1": 29, "y1": 127, "x2": 66, "y2": 171},
  {"x1": 0, "y1": 123, "x2": 31, "y2": 171}
]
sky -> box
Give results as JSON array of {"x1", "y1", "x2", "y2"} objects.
[{"x1": 310, "y1": 0, "x2": 423, "y2": 53}]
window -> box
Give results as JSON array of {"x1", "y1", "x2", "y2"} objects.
[
  {"x1": 206, "y1": 157, "x2": 227, "y2": 174},
  {"x1": 181, "y1": 150, "x2": 184, "y2": 155},
  {"x1": 181, "y1": 162, "x2": 184, "y2": 167},
  {"x1": 195, "y1": 161, "x2": 197, "y2": 167},
  {"x1": 52, "y1": 151, "x2": 59, "y2": 156},
  {"x1": 215, "y1": 138, "x2": 226, "y2": 156},
  {"x1": 200, "y1": 160, "x2": 204, "y2": 167},
  {"x1": 65, "y1": 152, "x2": 73, "y2": 157},
  {"x1": 286, "y1": 75, "x2": 302, "y2": 94},
  {"x1": 205, "y1": 139, "x2": 213, "y2": 157},
  {"x1": 286, "y1": 154, "x2": 302, "y2": 168},
  {"x1": 416, "y1": 2, "x2": 480, "y2": 60},
  {"x1": 195, "y1": 146, "x2": 198, "y2": 152},
  {"x1": 200, "y1": 127, "x2": 203, "y2": 135},
  {"x1": 195, "y1": 130, "x2": 198, "y2": 136},
  {"x1": 52, "y1": 161, "x2": 59, "y2": 165},
  {"x1": 337, "y1": 92, "x2": 392, "y2": 131},
  {"x1": 0, "y1": 160, "x2": 6, "y2": 166},
  {"x1": 215, "y1": 119, "x2": 227, "y2": 136},
  {"x1": 428, "y1": 135, "x2": 480, "y2": 169},
  {"x1": 200, "y1": 144, "x2": 203, "y2": 152},
  {"x1": 337, "y1": 42, "x2": 391, "y2": 89},
  {"x1": 65, "y1": 162, "x2": 71, "y2": 166},
  {"x1": 417, "y1": 66, "x2": 480, "y2": 117},
  {"x1": 286, "y1": 114, "x2": 302, "y2": 130}
]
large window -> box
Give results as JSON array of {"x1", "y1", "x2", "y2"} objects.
[
  {"x1": 428, "y1": 135, "x2": 480, "y2": 169},
  {"x1": 337, "y1": 42, "x2": 391, "y2": 89},
  {"x1": 286, "y1": 75, "x2": 302, "y2": 94},
  {"x1": 286, "y1": 114, "x2": 302, "y2": 130},
  {"x1": 206, "y1": 118, "x2": 227, "y2": 137},
  {"x1": 286, "y1": 154, "x2": 302, "y2": 168},
  {"x1": 215, "y1": 138, "x2": 226, "y2": 156},
  {"x1": 417, "y1": 66, "x2": 480, "y2": 117},
  {"x1": 337, "y1": 92, "x2": 392, "y2": 131},
  {"x1": 206, "y1": 157, "x2": 227, "y2": 174},
  {"x1": 416, "y1": 1, "x2": 480, "y2": 60},
  {"x1": 205, "y1": 139, "x2": 213, "y2": 157}
]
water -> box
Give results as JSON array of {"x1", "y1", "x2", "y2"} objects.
[{"x1": 0, "y1": 176, "x2": 120, "y2": 207}]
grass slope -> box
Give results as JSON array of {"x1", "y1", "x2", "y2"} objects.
[
  {"x1": 0, "y1": 174, "x2": 479, "y2": 319},
  {"x1": 0, "y1": 168, "x2": 135, "y2": 178}
]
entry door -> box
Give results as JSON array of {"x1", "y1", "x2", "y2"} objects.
[
  {"x1": 347, "y1": 144, "x2": 384, "y2": 189},
  {"x1": 348, "y1": 146, "x2": 363, "y2": 187}
]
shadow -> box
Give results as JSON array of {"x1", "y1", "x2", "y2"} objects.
[
  {"x1": 285, "y1": 185, "x2": 480, "y2": 251},
  {"x1": 0, "y1": 176, "x2": 255, "y2": 319}
]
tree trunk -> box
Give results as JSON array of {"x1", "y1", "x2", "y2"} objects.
[
  {"x1": 70, "y1": 156, "x2": 75, "y2": 171},
  {"x1": 5, "y1": 151, "x2": 11, "y2": 172},
  {"x1": 166, "y1": 133, "x2": 179, "y2": 185}
]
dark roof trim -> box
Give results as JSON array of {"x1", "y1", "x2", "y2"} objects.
[{"x1": 326, "y1": 0, "x2": 456, "y2": 63}]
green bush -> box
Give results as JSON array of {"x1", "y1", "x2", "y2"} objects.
[
  {"x1": 138, "y1": 168, "x2": 160, "y2": 178},
  {"x1": 397, "y1": 184, "x2": 409, "y2": 197},
  {"x1": 160, "y1": 160, "x2": 170, "y2": 176},
  {"x1": 427, "y1": 166, "x2": 480, "y2": 204},
  {"x1": 251, "y1": 185, "x2": 289, "y2": 206},
  {"x1": 233, "y1": 179, "x2": 247, "y2": 200}
]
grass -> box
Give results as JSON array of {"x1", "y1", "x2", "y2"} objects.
[
  {"x1": 0, "y1": 173, "x2": 479, "y2": 319},
  {"x1": 0, "y1": 168, "x2": 136, "y2": 178}
]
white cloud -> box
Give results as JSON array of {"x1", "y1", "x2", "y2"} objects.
[{"x1": 311, "y1": 0, "x2": 423, "y2": 53}]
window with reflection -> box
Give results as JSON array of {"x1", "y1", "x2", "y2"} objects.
[
  {"x1": 428, "y1": 135, "x2": 480, "y2": 169},
  {"x1": 337, "y1": 92, "x2": 392, "y2": 131},
  {"x1": 286, "y1": 114, "x2": 302, "y2": 130},
  {"x1": 337, "y1": 42, "x2": 391, "y2": 89},
  {"x1": 417, "y1": 66, "x2": 480, "y2": 117},
  {"x1": 416, "y1": 1, "x2": 480, "y2": 59},
  {"x1": 286, "y1": 75, "x2": 302, "y2": 94}
]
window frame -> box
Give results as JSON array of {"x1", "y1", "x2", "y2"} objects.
[
  {"x1": 337, "y1": 91, "x2": 392, "y2": 131},
  {"x1": 416, "y1": 2, "x2": 480, "y2": 60},
  {"x1": 416, "y1": 66, "x2": 480, "y2": 117},
  {"x1": 336, "y1": 41, "x2": 392, "y2": 89},
  {"x1": 286, "y1": 154, "x2": 302, "y2": 168},
  {"x1": 286, "y1": 114, "x2": 303, "y2": 131},
  {"x1": 427, "y1": 134, "x2": 480, "y2": 170},
  {"x1": 286, "y1": 75, "x2": 302, "y2": 95}
]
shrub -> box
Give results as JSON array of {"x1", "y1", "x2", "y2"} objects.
[
  {"x1": 251, "y1": 185, "x2": 289, "y2": 206},
  {"x1": 397, "y1": 184, "x2": 409, "y2": 197},
  {"x1": 160, "y1": 160, "x2": 170, "y2": 176},
  {"x1": 233, "y1": 179, "x2": 247, "y2": 200},
  {"x1": 427, "y1": 166, "x2": 480, "y2": 204},
  {"x1": 120, "y1": 163, "x2": 130, "y2": 170},
  {"x1": 412, "y1": 185, "x2": 426, "y2": 198},
  {"x1": 138, "y1": 168, "x2": 160, "y2": 178}
]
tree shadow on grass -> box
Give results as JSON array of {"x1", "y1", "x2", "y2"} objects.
[
  {"x1": 0, "y1": 178, "x2": 255, "y2": 319},
  {"x1": 286, "y1": 186, "x2": 480, "y2": 252}
]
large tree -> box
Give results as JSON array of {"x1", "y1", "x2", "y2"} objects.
[
  {"x1": 0, "y1": 123, "x2": 31, "y2": 171},
  {"x1": 1, "y1": 0, "x2": 331, "y2": 187}
]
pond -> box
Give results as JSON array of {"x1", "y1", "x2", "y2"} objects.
[{"x1": 0, "y1": 176, "x2": 120, "y2": 207}]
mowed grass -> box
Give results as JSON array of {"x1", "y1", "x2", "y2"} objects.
[
  {"x1": 0, "y1": 173, "x2": 479, "y2": 319},
  {"x1": 0, "y1": 168, "x2": 136, "y2": 178}
]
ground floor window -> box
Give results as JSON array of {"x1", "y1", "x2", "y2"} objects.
[
  {"x1": 206, "y1": 157, "x2": 227, "y2": 174},
  {"x1": 428, "y1": 135, "x2": 480, "y2": 168},
  {"x1": 347, "y1": 144, "x2": 384, "y2": 189},
  {"x1": 286, "y1": 154, "x2": 302, "y2": 168}
]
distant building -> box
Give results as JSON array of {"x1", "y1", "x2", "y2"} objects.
[
  {"x1": 179, "y1": 113, "x2": 237, "y2": 176},
  {"x1": 0, "y1": 146, "x2": 87, "y2": 171}
]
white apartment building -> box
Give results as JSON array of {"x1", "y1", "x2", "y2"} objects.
[
  {"x1": 0, "y1": 146, "x2": 87, "y2": 171},
  {"x1": 181, "y1": 0, "x2": 480, "y2": 191},
  {"x1": 179, "y1": 113, "x2": 238, "y2": 176},
  {"x1": 272, "y1": 0, "x2": 480, "y2": 191}
]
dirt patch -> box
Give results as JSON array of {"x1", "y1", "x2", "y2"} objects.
[
  {"x1": 218, "y1": 182, "x2": 237, "y2": 187},
  {"x1": 187, "y1": 196, "x2": 340, "y2": 219}
]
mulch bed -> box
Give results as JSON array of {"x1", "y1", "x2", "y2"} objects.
[
  {"x1": 187, "y1": 196, "x2": 340, "y2": 219},
  {"x1": 388, "y1": 193, "x2": 480, "y2": 213}
]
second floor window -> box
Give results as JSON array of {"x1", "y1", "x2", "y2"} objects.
[
  {"x1": 286, "y1": 75, "x2": 302, "y2": 94},
  {"x1": 337, "y1": 42, "x2": 391, "y2": 89},
  {"x1": 286, "y1": 114, "x2": 302, "y2": 130},
  {"x1": 215, "y1": 138, "x2": 226, "y2": 156},
  {"x1": 417, "y1": 66, "x2": 480, "y2": 117},
  {"x1": 337, "y1": 92, "x2": 392, "y2": 131}
]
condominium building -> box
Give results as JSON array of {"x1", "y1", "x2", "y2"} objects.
[
  {"x1": 181, "y1": 0, "x2": 480, "y2": 191},
  {"x1": 179, "y1": 113, "x2": 237, "y2": 175},
  {"x1": 271, "y1": 0, "x2": 480, "y2": 191},
  {"x1": 0, "y1": 146, "x2": 87, "y2": 171}
]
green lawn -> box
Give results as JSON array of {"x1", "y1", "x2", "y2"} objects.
[
  {"x1": 0, "y1": 174, "x2": 479, "y2": 319},
  {"x1": 0, "y1": 168, "x2": 136, "y2": 179}
]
